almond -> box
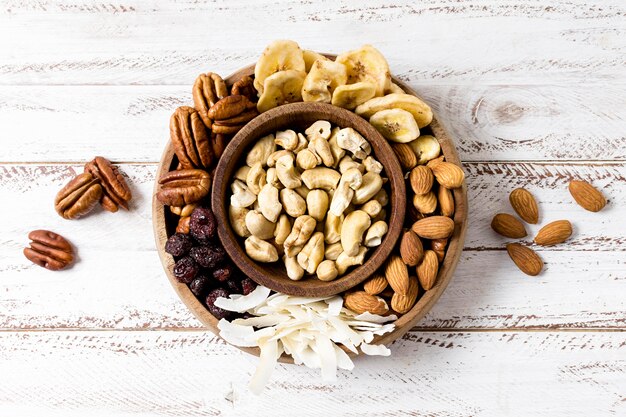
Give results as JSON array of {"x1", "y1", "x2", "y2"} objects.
[
  {"x1": 411, "y1": 216, "x2": 455, "y2": 239},
  {"x1": 409, "y1": 165, "x2": 434, "y2": 195},
  {"x1": 509, "y1": 188, "x2": 539, "y2": 224},
  {"x1": 569, "y1": 180, "x2": 606, "y2": 212},
  {"x1": 431, "y1": 238, "x2": 448, "y2": 263},
  {"x1": 491, "y1": 213, "x2": 527, "y2": 238},
  {"x1": 392, "y1": 143, "x2": 417, "y2": 171},
  {"x1": 399, "y1": 230, "x2": 424, "y2": 266},
  {"x1": 438, "y1": 186, "x2": 455, "y2": 217},
  {"x1": 506, "y1": 243, "x2": 543, "y2": 276},
  {"x1": 391, "y1": 275, "x2": 419, "y2": 314},
  {"x1": 385, "y1": 255, "x2": 409, "y2": 295},
  {"x1": 412, "y1": 191, "x2": 438, "y2": 214},
  {"x1": 427, "y1": 158, "x2": 465, "y2": 189},
  {"x1": 344, "y1": 291, "x2": 389, "y2": 315},
  {"x1": 416, "y1": 250, "x2": 439, "y2": 290},
  {"x1": 363, "y1": 273, "x2": 388, "y2": 295},
  {"x1": 534, "y1": 220, "x2": 572, "y2": 246}
]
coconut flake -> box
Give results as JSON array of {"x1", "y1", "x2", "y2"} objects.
[
  {"x1": 214, "y1": 285, "x2": 271, "y2": 312},
  {"x1": 360, "y1": 343, "x2": 391, "y2": 356}
]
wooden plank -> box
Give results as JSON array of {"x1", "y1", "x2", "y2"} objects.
[
  {"x1": 1, "y1": 163, "x2": 625, "y2": 330},
  {"x1": 1, "y1": 84, "x2": 625, "y2": 163},
  {"x1": 0, "y1": 330, "x2": 623, "y2": 416},
  {"x1": 1, "y1": 1, "x2": 625, "y2": 85}
]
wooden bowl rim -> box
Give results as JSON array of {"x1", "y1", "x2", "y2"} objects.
[{"x1": 152, "y1": 58, "x2": 468, "y2": 361}]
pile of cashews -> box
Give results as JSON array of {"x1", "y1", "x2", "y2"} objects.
[{"x1": 228, "y1": 120, "x2": 389, "y2": 282}]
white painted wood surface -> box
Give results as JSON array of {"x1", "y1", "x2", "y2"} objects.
[{"x1": 1, "y1": 1, "x2": 625, "y2": 415}]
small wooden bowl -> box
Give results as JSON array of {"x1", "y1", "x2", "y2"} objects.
[{"x1": 211, "y1": 102, "x2": 406, "y2": 298}]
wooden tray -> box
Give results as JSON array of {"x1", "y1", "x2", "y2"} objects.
[{"x1": 153, "y1": 59, "x2": 468, "y2": 361}]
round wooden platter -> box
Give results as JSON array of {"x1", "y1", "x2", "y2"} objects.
[{"x1": 153, "y1": 59, "x2": 468, "y2": 361}]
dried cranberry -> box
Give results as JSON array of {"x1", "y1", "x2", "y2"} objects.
[
  {"x1": 206, "y1": 288, "x2": 231, "y2": 320},
  {"x1": 189, "y1": 206, "x2": 217, "y2": 243},
  {"x1": 190, "y1": 245, "x2": 225, "y2": 269},
  {"x1": 164, "y1": 233, "x2": 193, "y2": 257},
  {"x1": 189, "y1": 274, "x2": 211, "y2": 298},
  {"x1": 241, "y1": 278, "x2": 257, "y2": 295},
  {"x1": 173, "y1": 256, "x2": 199, "y2": 283},
  {"x1": 212, "y1": 264, "x2": 233, "y2": 282},
  {"x1": 225, "y1": 279, "x2": 242, "y2": 293}
]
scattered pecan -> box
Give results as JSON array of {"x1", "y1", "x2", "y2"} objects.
[
  {"x1": 211, "y1": 123, "x2": 244, "y2": 135},
  {"x1": 55, "y1": 172, "x2": 102, "y2": 219},
  {"x1": 84, "y1": 156, "x2": 132, "y2": 212},
  {"x1": 176, "y1": 216, "x2": 191, "y2": 234},
  {"x1": 170, "y1": 106, "x2": 213, "y2": 169},
  {"x1": 192, "y1": 72, "x2": 228, "y2": 128},
  {"x1": 211, "y1": 133, "x2": 227, "y2": 159},
  {"x1": 157, "y1": 169, "x2": 211, "y2": 206},
  {"x1": 23, "y1": 230, "x2": 74, "y2": 271},
  {"x1": 231, "y1": 75, "x2": 258, "y2": 102},
  {"x1": 208, "y1": 95, "x2": 256, "y2": 121}
]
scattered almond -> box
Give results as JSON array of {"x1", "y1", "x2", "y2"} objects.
[
  {"x1": 385, "y1": 255, "x2": 410, "y2": 295},
  {"x1": 412, "y1": 191, "x2": 438, "y2": 214},
  {"x1": 363, "y1": 273, "x2": 388, "y2": 295},
  {"x1": 392, "y1": 143, "x2": 418, "y2": 171},
  {"x1": 509, "y1": 188, "x2": 539, "y2": 224},
  {"x1": 569, "y1": 180, "x2": 606, "y2": 212},
  {"x1": 391, "y1": 275, "x2": 419, "y2": 314},
  {"x1": 427, "y1": 158, "x2": 465, "y2": 189},
  {"x1": 399, "y1": 230, "x2": 424, "y2": 266},
  {"x1": 534, "y1": 220, "x2": 572, "y2": 246},
  {"x1": 411, "y1": 216, "x2": 455, "y2": 239},
  {"x1": 491, "y1": 213, "x2": 527, "y2": 239},
  {"x1": 344, "y1": 291, "x2": 389, "y2": 315},
  {"x1": 416, "y1": 250, "x2": 439, "y2": 290},
  {"x1": 409, "y1": 165, "x2": 434, "y2": 195},
  {"x1": 438, "y1": 186, "x2": 455, "y2": 217},
  {"x1": 506, "y1": 243, "x2": 543, "y2": 276}
]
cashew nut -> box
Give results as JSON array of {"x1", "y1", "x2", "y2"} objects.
[
  {"x1": 258, "y1": 184, "x2": 282, "y2": 223},
  {"x1": 363, "y1": 156, "x2": 383, "y2": 174},
  {"x1": 301, "y1": 167, "x2": 341, "y2": 190},
  {"x1": 267, "y1": 150, "x2": 294, "y2": 167},
  {"x1": 341, "y1": 210, "x2": 371, "y2": 256},
  {"x1": 324, "y1": 242, "x2": 343, "y2": 261},
  {"x1": 316, "y1": 259, "x2": 338, "y2": 282},
  {"x1": 296, "y1": 149, "x2": 319, "y2": 170},
  {"x1": 364, "y1": 221, "x2": 388, "y2": 247},
  {"x1": 373, "y1": 188, "x2": 389, "y2": 207},
  {"x1": 245, "y1": 236, "x2": 279, "y2": 263},
  {"x1": 373, "y1": 208, "x2": 387, "y2": 223},
  {"x1": 234, "y1": 165, "x2": 251, "y2": 182},
  {"x1": 275, "y1": 153, "x2": 302, "y2": 189},
  {"x1": 275, "y1": 129, "x2": 298, "y2": 150},
  {"x1": 329, "y1": 167, "x2": 362, "y2": 216},
  {"x1": 336, "y1": 127, "x2": 371, "y2": 160},
  {"x1": 336, "y1": 246, "x2": 368, "y2": 275},
  {"x1": 294, "y1": 132, "x2": 308, "y2": 153},
  {"x1": 293, "y1": 184, "x2": 310, "y2": 200},
  {"x1": 352, "y1": 172, "x2": 383, "y2": 205},
  {"x1": 297, "y1": 232, "x2": 325, "y2": 274},
  {"x1": 246, "y1": 162, "x2": 266, "y2": 195},
  {"x1": 361, "y1": 200, "x2": 382, "y2": 218},
  {"x1": 308, "y1": 137, "x2": 334, "y2": 167},
  {"x1": 338, "y1": 155, "x2": 364, "y2": 174},
  {"x1": 328, "y1": 127, "x2": 346, "y2": 167},
  {"x1": 280, "y1": 188, "x2": 307, "y2": 218},
  {"x1": 284, "y1": 254, "x2": 305, "y2": 281},
  {"x1": 306, "y1": 189, "x2": 329, "y2": 221},
  {"x1": 246, "y1": 134, "x2": 276, "y2": 167},
  {"x1": 324, "y1": 212, "x2": 344, "y2": 244},
  {"x1": 265, "y1": 167, "x2": 283, "y2": 189},
  {"x1": 274, "y1": 214, "x2": 292, "y2": 246},
  {"x1": 229, "y1": 205, "x2": 251, "y2": 237},
  {"x1": 284, "y1": 215, "x2": 316, "y2": 254},
  {"x1": 305, "y1": 120, "x2": 332, "y2": 140},
  {"x1": 245, "y1": 209, "x2": 276, "y2": 240},
  {"x1": 230, "y1": 180, "x2": 256, "y2": 208}
]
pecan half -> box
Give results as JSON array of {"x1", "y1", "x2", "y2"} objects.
[
  {"x1": 157, "y1": 169, "x2": 211, "y2": 206},
  {"x1": 23, "y1": 230, "x2": 74, "y2": 271},
  {"x1": 170, "y1": 106, "x2": 213, "y2": 169},
  {"x1": 84, "y1": 156, "x2": 132, "y2": 212},
  {"x1": 231, "y1": 75, "x2": 258, "y2": 102},
  {"x1": 211, "y1": 133, "x2": 227, "y2": 159},
  {"x1": 176, "y1": 216, "x2": 191, "y2": 234},
  {"x1": 192, "y1": 72, "x2": 228, "y2": 128},
  {"x1": 208, "y1": 95, "x2": 256, "y2": 121},
  {"x1": 55, "y1": 172, "x2": 102, "y2": 219},
  {"x1": 211, "y1": 123, "x2": 244, "y2": 135}
]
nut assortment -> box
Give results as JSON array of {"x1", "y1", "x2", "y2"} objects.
[{"x1": 226, "y1": 120, "x2": 390, "y2": 282}]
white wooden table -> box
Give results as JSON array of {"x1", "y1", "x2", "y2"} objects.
[{"x1": 1, "y1": 1, "x2": 625, "y2": 415}]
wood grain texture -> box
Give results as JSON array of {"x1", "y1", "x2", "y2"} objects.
[{"x1": 0, "y1": 330, "x2": 623, "y2": 416}]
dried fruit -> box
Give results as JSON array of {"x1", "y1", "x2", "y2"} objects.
[
  {"x1": 241, "y1": 278, "x2": 258, "y2": 295},
  {"x1": 506, "y1": 243, "x2": 543, "y2": 276},
  {"x1": 427, "y1": 157, "x2": 465, "y2": 189},
  {"x1": 509, "y1": 188, "x2": 539, "y2": 224},
  {"x1": 491, "y1": 213, "x2": 527, "y2": 239},
  {"x1": 164, "y1": 233, "x2": 193, "y2": 257},
  {"x1": 212, "y1": 264, "x2": 233, "y2": 282},
  {"x1": 569, "y1": 180, "x2": 606, "y2": 212},
  {"x1": 391, "y1": 275, "x2": 419, "y2": 314},
  {"x1": 206, "y1": 288, "x2": 232, "y2": 320},
  {"x1": 189, "y1": 245, "x2": 225, "y2": 269},
  {"x1": 363, "y1": 274, "x2": 388, "y2": 295},
  {"x1": 399, "y1": 230, "x2": 424, "y2": 266},
  {"x1": 385, "y1": 255, "x2": 409, "y2": 295},
  {"x1": 84, "y1": 156, "x2": 132, "y2": 212},
  {"x1": 189, "y1": 274, "x2": 212, "y2": 297},
  {"x1": 343, "y1": 291, "x2": 389, "y2": 315},
  {"x1": 225, "y1": 279, "x2": 242, "y2": 294},
  {"x1": 54, "y1": 172, "x2": 102, "y2": 220},
  {"x1": 173, "y1": 256, "x2": 199, "y2": 283},
  {"x1": 23, "y1": 230, "x2": 74, "y2": 271},
  {"x1": 534, "y1": 220, "x2": 572, "y2": 246},
  {"x1": 411, "y1": 216, "x2": 455, "y2": 239},
  {"x1": 189, "y1": 206, "x2": 217, "y2": 243},
  {"x1": 416, "y1": 250, "x2": 439, "y2": 290},
  {"x1": 409, "y1": 165, "x2": 434, "y2": 195}
]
